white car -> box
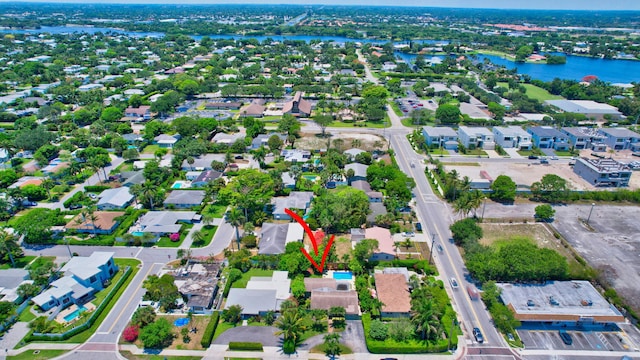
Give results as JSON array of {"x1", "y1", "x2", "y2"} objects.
[
  {"x1": 450, "y1": 277, "x2": 459, "y2": 289},
  {"x1": 403, "y1": 232, "x2": 415, "y2": 237}
]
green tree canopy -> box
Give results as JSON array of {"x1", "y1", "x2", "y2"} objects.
[
  {"x1": 310, "y1": 186, "x2": 370, "y2": 233},
  {"x1": 435, "y1": 104, "x2": 461, "y2": 124},
  {"x1": 490, "y1": 175, "x2": 517, "y2": 202}
]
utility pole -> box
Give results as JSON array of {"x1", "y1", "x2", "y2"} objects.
[
  {"x1": 586, "y1": 203, "x2": 595, "y2": 225},
  {"x1": 428, "y1": 233, "x2": 436, "y2": 265},
  {"x1": 481, "y1": 198, "x2": 487, "y2": 221}
]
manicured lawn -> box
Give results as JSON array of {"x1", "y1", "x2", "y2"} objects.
[
  {"x1": 0, "y1": 256, "x2": 36, "y2": 270},
  {"x1": 231, "y1": 269, "x2": 274, "y2": 289},
  {"x1": 401, "y1": 118, "x2": 431, "y2": 127},
  {"x1": 517, "y1": 149, "x2": 544, "y2": 157},
  {"x1": 310, "y1": 343, "x2": 353, "y2": 354},
  {"x1": 142, "y1": 144, "x2": 161, "y2": 154},
  {"x1": 202, "y1": 204, "x2": 227, "y2": 218},
  {"x1": 155, "y1": 224, "x2": 192, "y2": 248},
  {"x1": 212, "y1": 320, "x2": 236, "y2": 340},
  {"x1": 498, "y1": 82, "x2": 563, "y2": 102},
  {"x1": 554, "y1": 150, "x2": 574, "y2": 156},
  {"x1": 329, "y1": 121, "x2": 389, "y2": 128},
  {"x1": 17, "y1": 305, "x2": 36, "y2": 323},
  {"x1": 462, "y1": 148, "x2": 488, "y2": 156},
  {"x1": 192, "y1": 225, "x2": 217, "y2": 248},
  {"x1": 390, "y1": 102, "x2": 403, "y2": 117},
  {"x1": 8, "y1": 350, "x2": 68, "y2": 360}
]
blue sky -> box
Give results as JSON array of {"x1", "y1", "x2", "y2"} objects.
[{"x1": 2, "y1": 0, "x2": 640, "y2": 10}]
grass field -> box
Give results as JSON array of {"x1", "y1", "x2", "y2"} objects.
[
  {"x1": 231, "y1": 268, "x2": 274, "y2": 289},
  {"x1": 328, "y1": 120, "x2": 389, "y2": 128},
  {"x1": 310, "y1": 343, "x2": 353, "y2": 354},
  {"x1": 8, "y1": 350, "x2": 68, "y2": 360},
  {"x1": 17, "y1": 305, "x2": 36, "y2": 323},
  {"x1": 0, "y1": 255, "x2": 36, "y2": 270},
  {"x1": 192, "y1": 225, "x2": 217, "y2": 248},
  {"x1": 141, "y1": 144, "x2": 161, "y2": 154},
  {"x1": 498, "y1": 82, "x2": 563, "y2": 102}
]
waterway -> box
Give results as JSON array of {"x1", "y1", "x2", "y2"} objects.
[{"x1": 2, "y1": 25, "x2": 639, "y2": 83}]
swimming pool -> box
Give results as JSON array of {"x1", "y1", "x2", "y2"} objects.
[
  {"x1": 302, "y1": 175, "x2": 318, "y2": 182},
  {"x1": 171, "y1": 181, "x2": 191, "y2": 189},
  {"x1": 174, "y1": 318, "x2": 189, "y2": 327},
  {"x1": 63, "y1": 306, "x2": 87, "y2": 322},
  {"x1": 332, "y1": 271, "x2": 353, "y2": 280},
  {"x1": 131, "y1": 231, "x2": 145, "y2": 237}
]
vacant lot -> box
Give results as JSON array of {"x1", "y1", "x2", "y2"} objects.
[{"x1": 296, "y1": 132, "x2": 386, "y2": 152}]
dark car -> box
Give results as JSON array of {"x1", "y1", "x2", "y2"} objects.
[
  {"x1": 559, "y1": 330, "x2": 572, "y2": 345},
  {"x1": 528, "y1": 155, "x2": 538, "y2": 159},
  {"x1": 473, "y1": 327, "x2": 484, "y2": 343},
  {"x1": 415, "y1": 222, "x2": 422, "y2": 231},
  {"x1": 69, "y1": 204, "x2": 82, "y2": 210}
]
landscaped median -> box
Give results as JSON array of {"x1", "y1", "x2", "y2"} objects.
[{"x1": 21, "y1": 258, "x2": 140, "y2": 344}]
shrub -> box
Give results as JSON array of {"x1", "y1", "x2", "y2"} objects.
[
  {"x1": 169, "y1": 233, "x2": 180, "y2": 242},
  {"x1": 283, "y1": 339, "x2": 296, "y2": 354},
  {"x1": 241, "y1": 234, "x2": 257, "y2": 248},
  {"x1": 228, "y1": 342, "x2": 264, "y2": 351},
  {"x1": 131, "y1": 306, "x2": 156, "y2": 328},
  {"x1": 369, "y1": 319, "x2": 388, "y2": 341},
  {"x1": 200, "y1": 311, "x2": 219, "y2": 348},
  {"x1": 84, "y1": 185, "x2": 111, "y2": 193},
  {"x1": 123, "y1": 325, "x2": 139, "y2": 342},
  {"x1": 140, "y1": 318, "x2": 174, "y2": 349}
]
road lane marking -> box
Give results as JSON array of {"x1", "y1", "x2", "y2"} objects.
[
  {"x1": 391, "y1": 134, "x2": 493, "y2": 345},
  {"x1": 106, "y1": 264, "x2": 158, "y2": 333}
]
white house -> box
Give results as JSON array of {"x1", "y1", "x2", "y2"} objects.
[{"x1": 458, "y1": 126, "x2": 496, "y2": 150}]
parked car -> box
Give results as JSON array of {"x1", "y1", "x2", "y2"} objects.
[
  {"x1": 528, "y1": 155, "x2": 539, "y2": 159},
  {"x1": 415, "y1": 222, "x2": 422, "y2": 231},
  {"x1": 559, "y1": 330, "x2": 572, "y2": 345},
  {"x1": 69, "y1": 204, "x2": 82, "y2": 210},
  {"x1": 403, "y1": 231, "x2": 415, "y2": 237},
  {"x1": 473, "y1": 327, "x2": 484, "y2": 343}
]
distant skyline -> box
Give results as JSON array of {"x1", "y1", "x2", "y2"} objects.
[{"x1": 2, "y1": 0, "x2": 640, "y2": 11}]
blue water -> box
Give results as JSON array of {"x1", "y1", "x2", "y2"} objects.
[
  {"x1": 172, "y1": 183, "x2": 183, "y2": 189},
  {"x1": 174, "y1": 318, "x2": 189, "y2": 327},
  {"x1": 63, "y1": 306, "x2": 87, "y2": 322},
  {"x1": 333, "y1": 271, "x2": 353, "y2": 280},
  {"x1": 131, "y1": 231, "x2": 145, "y2": 237},
  {"x1": 4, "y1": 25, "x2": 640, "y2": 82}
]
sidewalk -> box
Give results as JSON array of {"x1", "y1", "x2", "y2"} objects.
[{"x1": 179, "y1": 222, "x2": 204, "y2": 248}]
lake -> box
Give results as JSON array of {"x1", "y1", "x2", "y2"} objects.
[{"x1": 3, "y1": 25, "x2": 639, "y2": 83}]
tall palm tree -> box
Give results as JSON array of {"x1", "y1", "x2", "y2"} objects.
[
  {"x1": 0, "y1": 230, "x2": 19, "y2": 268},
  {"x1": 140, "y1": 181, "x2": 158, "y2": 210},
  {"x1": 226, "y1": 207, "x2": 245, "y2": 250},
  {"x1": 411, "y1": 297, "x2": 441, "y2": 341},
  {"x1": 40, "y1": 178, "x2": 55, "y2": 200},
  {"x1": 274, "y1": 309, "x2": 307, "y2": 345},
  {"x1": 251, "y1": 146, "x2": 267, "y2": 169},
  {"x1": 191, "y1": 230, "x2": 205, "y2": 246}
]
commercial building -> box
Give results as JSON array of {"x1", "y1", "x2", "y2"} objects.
[
  {"x1": 573, "y1": 157, "x2": 632, "y2": 187},
  {"x1": 545, "y1": 100, "x2": 623, "y2": 120},
  {"x1": 498, "y1": 281, "x2": 625, "y2": 326}
]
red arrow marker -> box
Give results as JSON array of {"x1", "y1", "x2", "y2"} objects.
[{"x1": 285, "y1": 208, "x2": 335, "y2": 273}]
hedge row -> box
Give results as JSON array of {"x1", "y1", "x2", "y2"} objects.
[
  {"x1": 114, "y1": 209, "x2": 145, "y2": 238},
  {"x1": 200, "y1": 311, "x2": 219, "y2": 348},
  {"x1": 63, "y1": 192, "x2": 85, "y2": 208},
  {"x1": 228, "y1": 342, "x2": 264, "y2": 351},
  {"x1": 361, "y1": 313, "x2": 449, "y2": 354},
  {"x1": 84, "y1": 185, "x2": 111, "y2": 193}
]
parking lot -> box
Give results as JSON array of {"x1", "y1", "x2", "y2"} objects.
[{"x1": 518, "y1": 329, "x2": 630, "y2": 352}]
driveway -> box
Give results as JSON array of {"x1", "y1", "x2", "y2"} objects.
[
  {"x1": 213, "y1": 325, "x2": 280, "y2": 346},
  {"x1": 342, "y1": 320, "x2": 367, "y2": 353},
  {"x1": 503, "y1": 148, "x2": 523, "y2": 159}
]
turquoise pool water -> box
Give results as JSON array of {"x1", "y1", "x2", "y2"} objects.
[
  {"x1": 63, "y1": 306, "x2": 87, "y2": 322},
  {"x1": 302, "y1": 175, "x2": 318, "y2": 181},
  {"x1": 132, "y1": 231, "x2": 145, "y2": 236},
  {"x1": 172, "y1": 182, "x2": 183, "y2": 189},
  {"x1": 333, "y1": 271, "x2": 353, "y2": 280}
]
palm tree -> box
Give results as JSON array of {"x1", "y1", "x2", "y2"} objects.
[
  {"x1": 288, "y1": 165, "x2": 302, "y2": 186},
  {"x1": 0, "y1": 230, "x2": 19, "y2": 268},
  {"x1": 251, "y1": 146, "x2": 267, "y2": 169},
  {"x1": 201, "y1": 214, "x2": 215, "y2": 227},
  {"x1": 40, "y1": 178, "x2": 55, "y2": 200},
  {"x1": 191, "y1": 230, "x2": 205, "y2": 246},
  {"x1": 351, "y1": 138, "x2": 362, "y2": 149},
  {"x1": 402, "y1": 238, "x2": 413, "y2": 250},
  {"x1": 87, "y1": 207, "x2": 100, "y2": 236},
  {"x1": 411, "y1": 297, "x2": 441, "y2": 341},
  {"x1": 187, "y1": 156, "x2": 195, "y2": 171},
  {"x1": 226, "y1": 207, "x2": 245, "y2": 250},
  {"x1": 274, "y1": 309, "x2": 307, "y2": 345},
  {"x1": 323, "y1": 333, "x2": 342, "y2": 360},
  {"x1": 140, "y1": 181, "x2": 158, "y2": 210},
  {"x1": 251, "y1": 210, "x2": 267, "y2": 226}
]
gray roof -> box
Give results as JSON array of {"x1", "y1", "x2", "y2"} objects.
[
  {"x1": 259, "y1": 223, "x2": 289, "y2": 255},
  {"x1": 122, "y1": 133, "x2": 144, "y2": 142},
  {"x1": 345, "y1": 163, "x2": 369, "y2": 178},
  {"x1": 545, "y1": 100, "x2": 622, "y2": 115},
  {"x1": 163, "y1": 190, "x2": 205, "y2": 206},
  {"x1": 121, "y1": 171, "x2": 145, "y2": 186},
  {"x1": 367, "y1": 202, "x2": 387, "y2": 223},
  {"x1": 528, "y1": 126, "x2": 567, "y2": 138},
  {"x1": 60, "y1": 252, "x2": 114, "y2": 281},
  {"x1": 458, "y1": 126, "x2": 493, "y2": 137},
  {"x1": 192, "y1": 170, "x2": 222, "y2": 184},
  {"x1": 351, "y1": 180, "x2": 372, "y2": 192},
  {"x1": 139, "y1": 211, "x2": 198, "y2": 228},
  {"x1": 225, "y1": 288, "x2": 278, "y2": 315},
  {"x1": 344, "y1": 148, "x2": 366, "y2": 157},
  {"x1": 382, "y1": 267, "x2": 410, "y2": 281},
  {"x1": 97, "y1": 187, "x2": 134, "y2": 208},
  {"x1": 598, "y1": 127, "x2": 640, "y2": 139},
  {"x1": 422, "y1": 126, "x2": 458, "y2": 137},
  {"x1": 0, "y1": 269, "x2": 29, "y2": 289},
  {"x1": 181, "y1": 154, "x2": 226, "y2": 170},
  {"x1": 272, "y1": 191, "x2": 314, "y2": 215}
]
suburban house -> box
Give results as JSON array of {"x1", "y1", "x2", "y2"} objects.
[
  {"x1": 281, "y1": 149, "x2": 311, "y2": 163},
  {"x1": 457, "y1": 126, "x2": 496, "y2": 150},
  {"x1": 343, "y1": 148, "x2": 366, "y2": 160},
  {"x1": 163, "y1": 190, "x2": 206, "y2": 208},
  {"x1": 124, "y1": 106, "x2": 152, "y2": 121},
  {"x1": 561, "y1": 127, "x2": 606, "y2": 150},
  {"x1": 374, "y1": 273, "x2": 411, "y2": 317},
  {"x1": 545, "y1": 100, "x2": 623, "y2": 120},
  {"x1": 351, "y1": 180, "x2": 383, "y2": 202},
  {"x1": 597, "y1": 127, "x2": 640, "y2": 151},
  {"x1": 345, "y1": 163, "x2": 369, "y2": 183},
  {"x1": 154, "y1": 134, "x2": 181, "y2": 148},
  {"x1": 211, "y1": 132, "x2": 245, "y2": 145},
  {"x1": 239, "y1": 101, "x2": 266, "y2": 118},
  {"x1": 422, "y1": 126, "x2": 459, "y2": 150},
  {"x1": 272, "y1": 191, "x2": 314, "y2": 220},
  {"x1": 120, "y1": 171, "x2": 145, "y2": 187},
  {"x1": 96, "y1": 187, "x2": 134, "y2": 210},
  {"x1": 136, "y1": 211, "x2": 200, "y2": 236},
  {"x1": 492, "y1": 126, "x2": 533, "y2": 150},
  {"x1": 281, "y1": 172, "x2": 296, "y2": 189},
  {"x1": 191, "y1": 170, "x2": 223, "y2": 188},
  {"x1": 174, "y1": 262, "x2": 221, "y2": 314},
  {"x1": 283, "y1": 91, "x2": 312, "y2": 117},
  {"x1": 33, "y1": 252, "x2": 118, "y2": 312},
  {"x1": 498, "y1": 281, "x2": 624, "y2": 326},
  {"x1": 0, "y1": 269, "x2": 32, "y2": 303},
  {"x1": 304, "y1": 278, "x2": 360, "y2": 319},
  {"x1": 573, "y1": 158, "x2": 632, "y2": 187},
  {"x1": 367, "y1": 202, "x2": 388, "y2": 225},
  {"x1": 122, "y1": 133, "x2": 144, "y2": 144},
  {"x1": 181, "y1": 154, "x2": 227, "y2": 171},
  {"x1": 65, "y1": 211, "x2": 125, "y2": 235},
  {"x1": 251, "y1": 133, "x2": 286, "y2": 150},
  {"x1": 225, "y1": 271, "x2": 291, "y2": 317},
  {"x1": 351, "y1": 226, "x2": 395, "y2": 260},
  {"x1": 527, "y1": 126, "x2": 570, "y2": 150},
  {"x1": 258, "y1": 222, "x2": 304, "y2": 255}
]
